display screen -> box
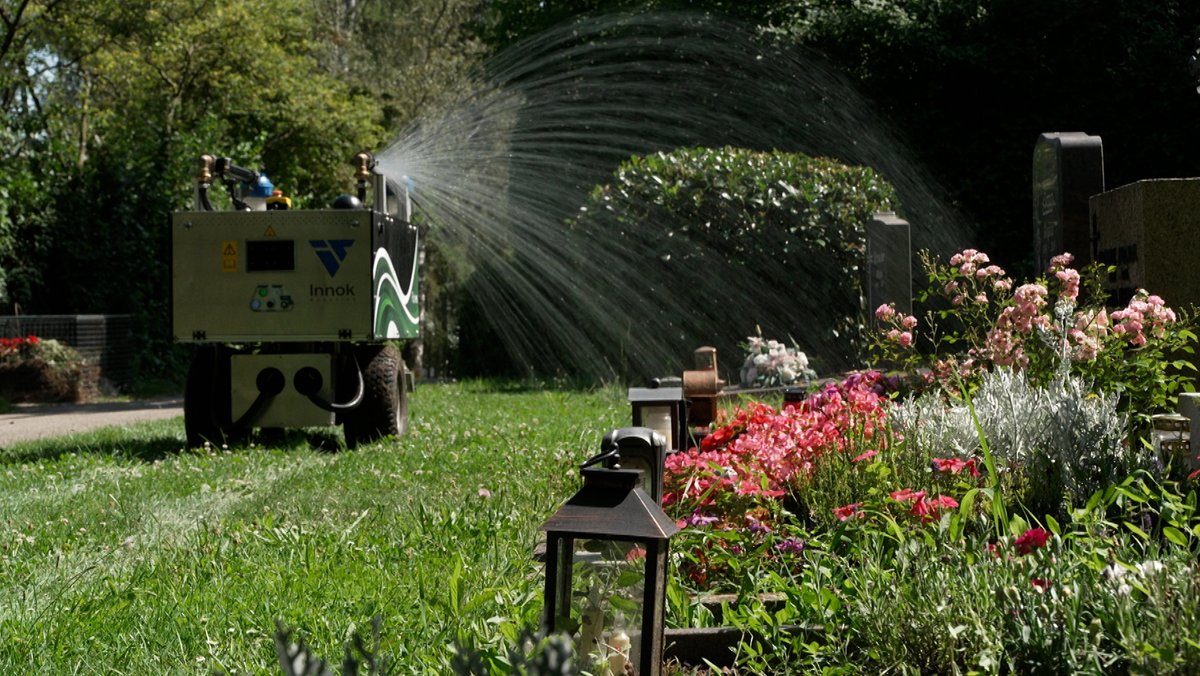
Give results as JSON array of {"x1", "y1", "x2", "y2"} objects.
[{"x1": 246, "y1": 239, "x2": 295, "y2": 272}]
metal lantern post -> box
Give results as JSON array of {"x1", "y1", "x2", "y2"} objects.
[
  {"x1": 540, "y1": 467, "x2": 679, "y2": 676},
  {"x1": 600, "y1": 427, "x2": 668, "y2": 504},
  {"x1": 627, "y1": 386, "x2": 688, "y2": 453}
]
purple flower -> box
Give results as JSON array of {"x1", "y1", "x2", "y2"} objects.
[{"x1": 774, "y1": 538, "x2": 806, "y2": 555}]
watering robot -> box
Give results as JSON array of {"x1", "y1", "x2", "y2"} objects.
[{"x1": 172, "y1": 152, "x2": 420, "y2": 448}]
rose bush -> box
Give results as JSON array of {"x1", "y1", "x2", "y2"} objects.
[{"x1": 873, "y1": 249, "x2": 1196, "y2": 419}]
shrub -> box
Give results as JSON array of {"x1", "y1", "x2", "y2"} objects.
[
  {"x1": 569, "y1": 146, "x2": 897, "y2": 376},
  {"x1": 874, "y1": 249, "x2": 1197, "y2": 422},
  {"x1": 0, "y1": 335, "x2": 95, "y2": 402},
  {"x1": 891, "y1": 368, "x2": 1140, "y2": 522},
  {"x1": 663, "y1": 371, "x2": 895, "y2": 530}
]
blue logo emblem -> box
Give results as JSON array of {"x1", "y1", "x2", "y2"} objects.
[{"x1": 310, "y1": 239, "x2": 354, "y2": 276}]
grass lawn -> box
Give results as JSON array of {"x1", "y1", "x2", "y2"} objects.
[{"x1": 0, "y1": 382, "x2": 626, "y2": 673}]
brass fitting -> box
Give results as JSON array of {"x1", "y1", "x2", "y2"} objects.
[
  {"x1": 353, "y1": 151, "x2": 373, "y2": 182},
  {"x1": 197, "y1": 154, "x2": 214, "y2": 184}
]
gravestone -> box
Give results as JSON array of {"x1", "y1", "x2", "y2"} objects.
[
  {"x1": 1089, "y1": 178, "x2": 1200, "y2": 308},
  {"x1": 1032, "y1": 132, "x2": 1105, "y2": 271},
  {"x1": 866, "y1": 211, "x2": 912, "y2": 316}
]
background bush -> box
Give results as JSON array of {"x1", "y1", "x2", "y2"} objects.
[{"x1": 566, "y1": 146, "x2": 897, "y2": 378}]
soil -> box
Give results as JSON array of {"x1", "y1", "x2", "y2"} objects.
[{"x1": 0, "y1": 396, "x2": 183, "y2": 448}]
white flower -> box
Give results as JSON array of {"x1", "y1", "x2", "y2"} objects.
[
  {"x1": 753, "y1": 353, "x2": 769, "y2": 367},
  {"x1": 1137, "y1": 560, "x2": 1165, "y2": 576}
]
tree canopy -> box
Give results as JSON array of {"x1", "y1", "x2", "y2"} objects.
[{"x1": 2, "y1": 0, "x2": 1198, "y2": 381}]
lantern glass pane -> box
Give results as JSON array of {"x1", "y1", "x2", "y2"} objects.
[
  {"x1": 639, "y1": 404, "x2": 673, "y2": 450},
  {"x1": 572, "y1": 538, "x2": 647, "y2": 674}
]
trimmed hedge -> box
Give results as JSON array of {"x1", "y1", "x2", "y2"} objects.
[{"x1": 569, "y1": 146, "x2": 897, "y2": 377}]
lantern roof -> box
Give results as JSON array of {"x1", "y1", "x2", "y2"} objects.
[{"x1": 540, "y1": 468, "x2": 680, "y2": 541}]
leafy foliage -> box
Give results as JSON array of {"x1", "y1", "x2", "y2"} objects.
[
  {"x1": 569, "y1": 146, "x2": 896, "y2": 374},
  {"x1": 873, "y1": 249, "x2": 1198, "y2": 426},
  {"x1": 781, "y1": 0, "x2": 1200, "y2": 267},
  {"x1": 0, "y1": 0, "x2": 482, "y2": 382},
  {"x1": 0, "y1": 335, "x2": 93, "y2": 402}
]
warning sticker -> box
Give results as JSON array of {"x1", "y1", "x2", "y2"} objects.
[
  {"x1": 263, "y1": 226, "x2": 277, "y2": 237},
  {"x1": 222, "y1": 240, "x2": 238, "y2": 272}
]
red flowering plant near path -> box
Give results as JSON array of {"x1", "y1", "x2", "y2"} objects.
[
  {"x1": 0, "y1": 335, "x2": 40, "y2": 361},
  {"x1": 663, "y1": 371, "x2": 986, "y2": 593},
  {"x1": 663, "y1": 371, "x2": 895, "y2": 529}
]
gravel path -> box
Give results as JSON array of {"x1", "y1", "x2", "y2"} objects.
[{"x1": 0, "y1": 396, "x2": 183, "y2": 448}]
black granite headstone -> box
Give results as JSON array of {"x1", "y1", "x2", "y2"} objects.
[
  {"x1": 1032, "y1": 132, "x2": 1104, "y2": 271},
  {"x1": 866, "y1": 211, "x2": 912, "y2": 316}
]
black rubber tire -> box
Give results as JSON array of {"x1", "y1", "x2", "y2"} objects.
[
  {"x1": 342, "y1": 344, "x2": 408, "y2": 448},
  {"x1": 183, "y1": 345, "x2": 236, "y2": 448}
]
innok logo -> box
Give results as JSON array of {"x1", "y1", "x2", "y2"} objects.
[{"x1": 309, "y1": 239, "x2": 354, "y2": 277}]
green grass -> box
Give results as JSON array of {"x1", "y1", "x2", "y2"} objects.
[{"x1": 0, "y1": 382, "x2": 626, "y2": 673}]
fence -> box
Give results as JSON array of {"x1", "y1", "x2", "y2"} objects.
[{"x1": 0, "y1": 315, "x2": 134, "y2": 391}]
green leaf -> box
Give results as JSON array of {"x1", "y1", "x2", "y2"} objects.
[
  {"x1": 1123, "y1": 521, "x2": 1150, "y2": 540},
  {"x1": 1163, "y1": 525, "x2": 1189, "y2": 547},
  {"x1": 1044, "y1": 514, "x2": 1060, "y2": 536}
]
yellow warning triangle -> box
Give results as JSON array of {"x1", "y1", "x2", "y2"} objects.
[
  {"x1": 264, "y1": 226, "x2": 277, "y2": 237},
  {"x1": 223, "y1": 243, "x2": 237, "y2": 255}
]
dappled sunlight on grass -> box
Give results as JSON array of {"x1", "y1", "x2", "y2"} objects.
[{"x1": 0, "y1": 382, "x2": 626, "y2": 671}]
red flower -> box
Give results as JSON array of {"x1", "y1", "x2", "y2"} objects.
[
  {"x1": 1030, "y1": 577, "x2": 1052, "y2": 592},
  {"x1": 852, "y1": 450, "x2": 878, "y2": 463},
  {"x1": 832, "y1": 503, "x2": 862, "y2": 521},
  {"x1": 889, "y1": 488, "x2": 926, "y2": 502},
  {"x1": 932, "y1": 457, "x2": 967, "y2": 474},
  {"x1": 931, "y1": 457, "x2": 981, "y2": 477},
  {"x1": 909, "y1": 494, "x2": 958, "y2": 523},
  {"x1": 1014, "y1": 527, "x2": 1051, "y2": 555}
]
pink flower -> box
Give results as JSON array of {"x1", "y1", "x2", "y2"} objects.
[
  {"x1": 477, "y1": 487, "x2": 492, "y2": 498},
  {"x1": 875, "y1": 303, "x2": 895, "y2": 320},
  {"x1": 852, "y1": 450, "x2": 878, "y2": 463},
  {"x1": 1055, "y1": 268, "x2": 1080, "y2": 302},
  {"x1": 832, "y1": 503, "x2": 863, "y2": 521},
  {"x1": 932, "y1": 457, "x2": 967, "y2": 474},
  {"x1": 890, "y1": 488, "x2": 926, "y2": 503},
  {"x1": 898, "y1": 331, "x2": 913, "y2": 348},
  {"x1": 933, "y1": 495, "x2": 959, "y2": 509},
  {"x1": 1014, "y1": 527, "x2": 1051, "y2": 555},
  {"x1": 1048, "y1": 252, "x2": 1073, "y2": 270},
  {"x1": 900, "y1": 315, "x2": 918, "y2": 330},
  {"x1": 909, "y1": 494, "x2": 958, "y2": 523}
]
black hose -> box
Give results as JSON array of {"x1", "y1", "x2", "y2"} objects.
[
  {"x1": 296, "y1": 357, "x2": 365, "y2": 412},
  {"x1": 198, "y1": 184, "x2": 214, "y2": 211},
  {"x1": 232, "y1": 367, "x2": 286, "y2": 428}
]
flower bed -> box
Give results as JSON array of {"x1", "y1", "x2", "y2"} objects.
[
  {"x1": 659, "y1": 249, "x2": 1200, "y2": 672},
  {"x1": 0, "y1": 335, "x2": 97, "y2": 403}
]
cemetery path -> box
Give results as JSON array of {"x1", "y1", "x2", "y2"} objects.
[{"x1": 0, "y1": 396, "x2": 183, "y2": 448}]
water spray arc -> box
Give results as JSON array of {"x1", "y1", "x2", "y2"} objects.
[{"x1": 378, "y1": 12, "x2": 966, "y2": 381}]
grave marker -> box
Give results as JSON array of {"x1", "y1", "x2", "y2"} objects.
[{"x1": 1032, "y1": 132, "x2": 1104, "y2": 271}]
